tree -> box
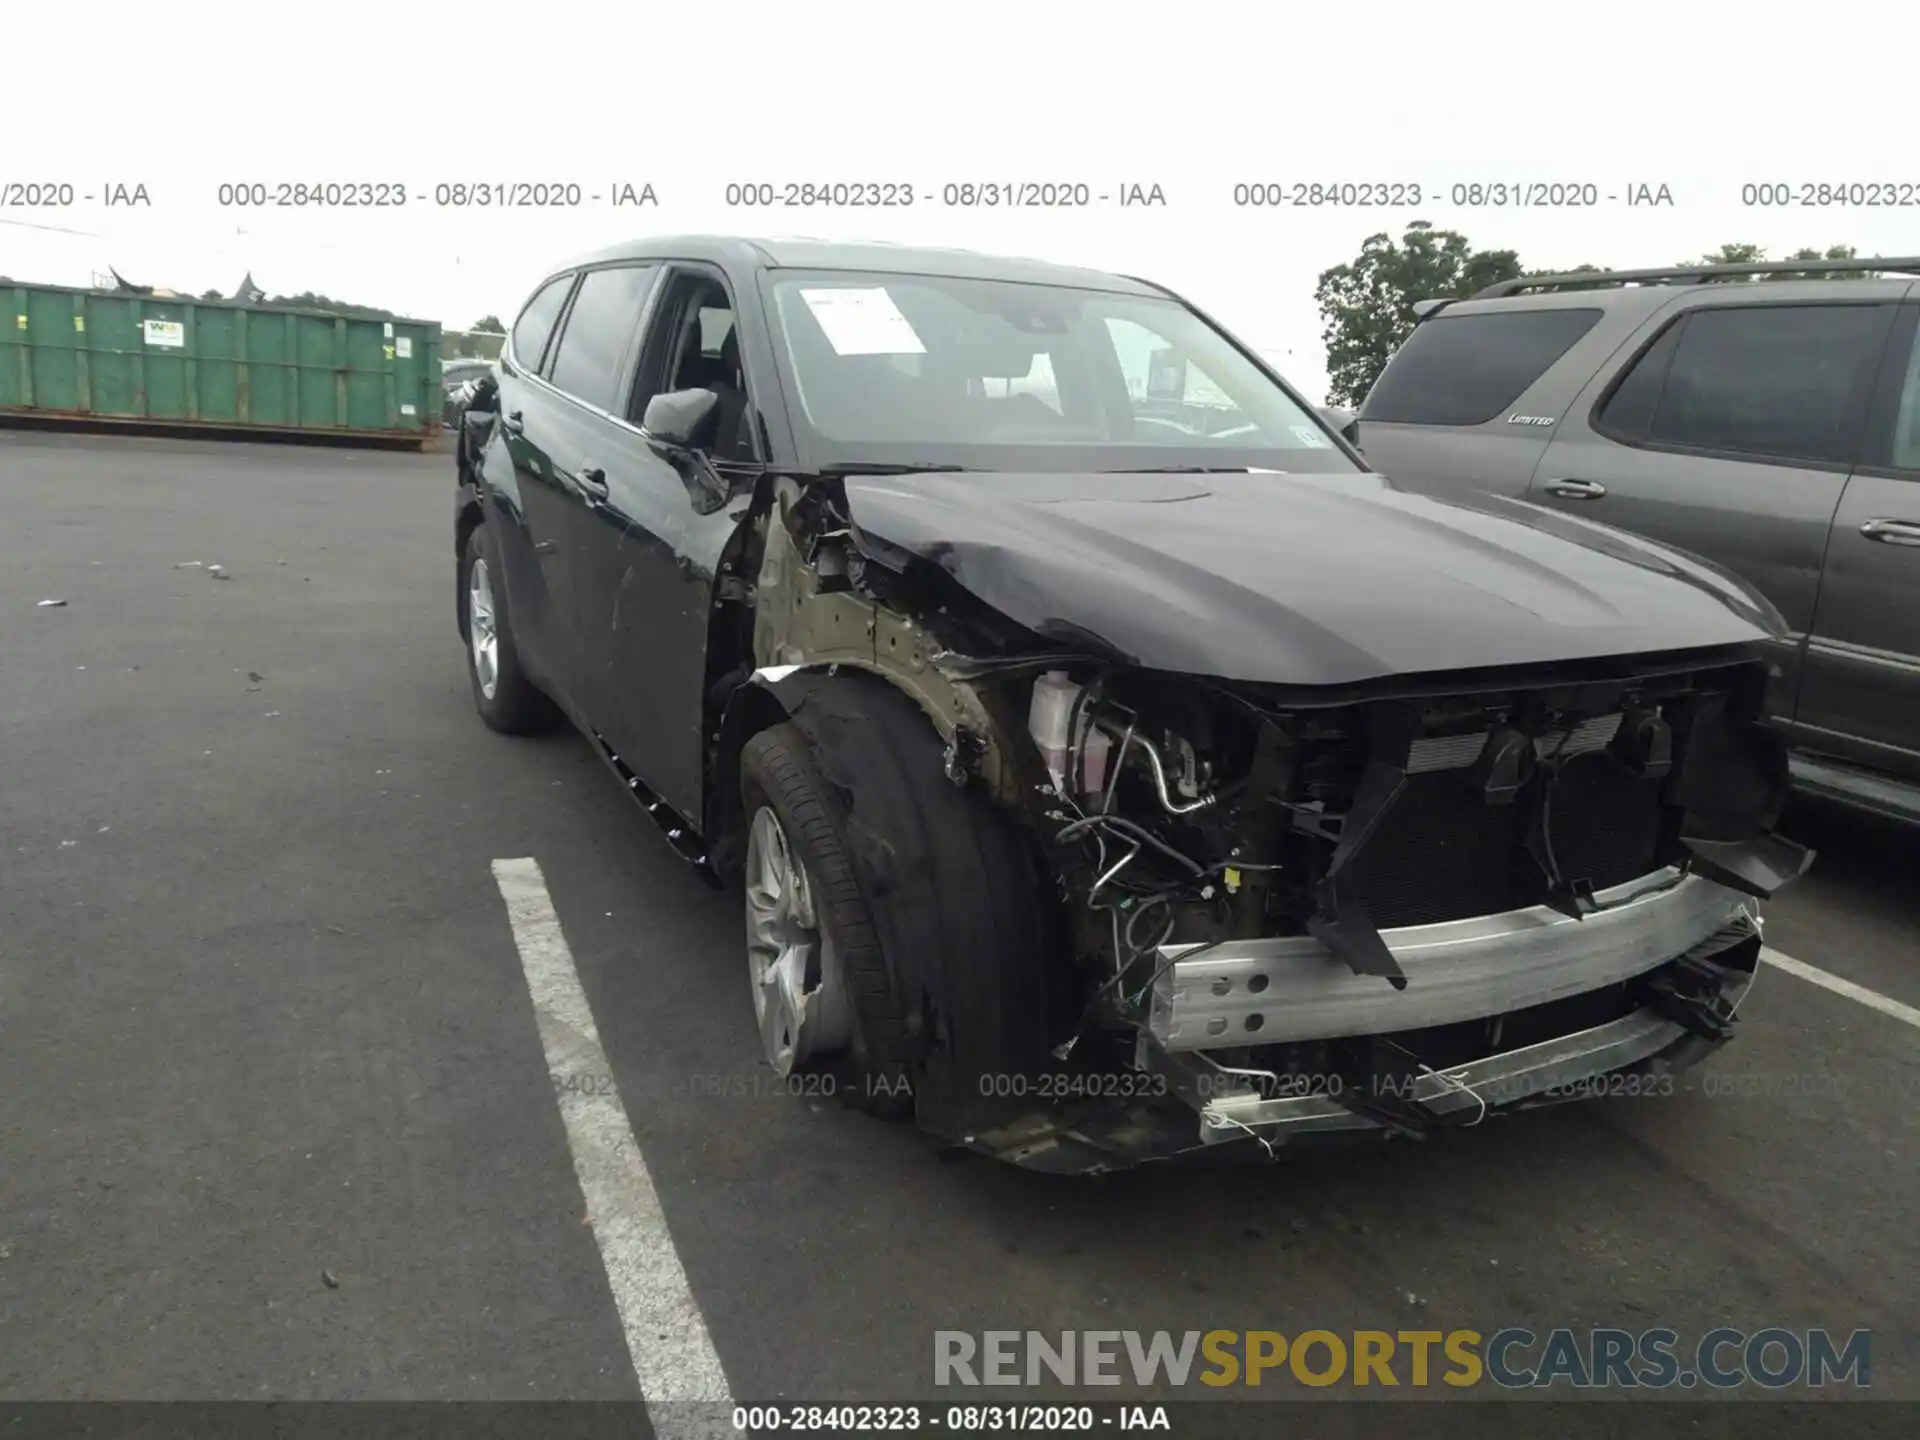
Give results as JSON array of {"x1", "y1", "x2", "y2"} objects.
[
  {"x1": 1773, "y1": 245, "x2": 1868, "y2": 281},
  {"x1": 1314, "y1": 222, "x2": 1523, "y2": 407},
  {"x1": 1684, "y1": 242, "x2": 1769, "y2": 270},
  {"x1": 1680, "y1": 243, "x2": 1869, "y2": 281},
  {"x1": 471, "y1": 314, "x2": 505, "y2": 334},
  {"x1": 1522, "y1": 262, "x2": 1607, "y2": 282},
  {"x1": 201, "y1": 289, "x2": 225, "y2": 301},
  {"x1": 265, "y1": 290, "x2": 398, "y2": 318}
]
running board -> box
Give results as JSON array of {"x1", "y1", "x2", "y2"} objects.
[
  {"x1": 1790, "y1": 753, "x2": 1920, "y2": 825},
  {"x1": 591, "y1": 730, "x2": 723, "y2": 884}
]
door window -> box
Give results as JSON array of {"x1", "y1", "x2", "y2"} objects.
[
  {"x1": 546, "y1": 264, "x2": 659, "y2": 413},
  {"x1": 1594, "y1": 321, "x2": 1682, "y2": 439},
  {"x1": 509, "y1": 275, "x2": 573, "y2": 374},
  {"x1": 1610, "y1": 304, "x2": 1884, "y2": 465},
  {"x1": 629, "y1": 271, "x2": 757, "y2": 461},
  {"x1": 1888, "y1": 322, "x2": 1920, "y2": 470}
]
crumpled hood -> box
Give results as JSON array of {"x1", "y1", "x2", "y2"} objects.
[{"x1": 839, "y1": 469, "x2": 1784, "y2": 686}]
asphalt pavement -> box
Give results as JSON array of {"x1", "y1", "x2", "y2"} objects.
[{"x1": 2, "y1": 429, "x2": 1915, "y2": 1436}]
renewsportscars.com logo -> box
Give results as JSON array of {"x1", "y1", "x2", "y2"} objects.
[{"x1": 934, "y1": 1328, "x2": 1871, "y2": 1390}]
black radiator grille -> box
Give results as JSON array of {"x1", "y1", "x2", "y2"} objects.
[
  {"x1": 1343, "y1": 773, "x2": 1525, "y2": 929},
  {"x1": 1541, "y1": 751, "x2": 1665, "y2": 893},
  {"x1": 1341, "y1": 754, "x2": 1665, "y2": 929}
]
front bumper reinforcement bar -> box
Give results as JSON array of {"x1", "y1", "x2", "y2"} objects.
[{"x1": 1149, "y1": 867, "x2": 1751, "y2": 1050}]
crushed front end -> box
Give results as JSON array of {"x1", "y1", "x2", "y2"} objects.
[
  {"x1": 951, "y1": 654, "x2": 1809, "y2": 1171},
  {"x1": 724, "y1": 476, "x2": 1813, "y2": 1174}
]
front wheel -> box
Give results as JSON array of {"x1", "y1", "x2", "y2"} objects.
[
  {"x1": 739, "y1": 723, "x2": 915, "y2": 1116},
  {"x1": 460, "y1": 522, "x2": 559, "y2": 735}
]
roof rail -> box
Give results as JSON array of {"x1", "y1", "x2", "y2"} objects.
[{"x1": 1473, "y1": 256, "x2": 1920, "y2": 300}]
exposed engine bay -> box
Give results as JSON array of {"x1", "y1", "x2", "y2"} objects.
[{"x1": 702, "y1": 472, "x2": 1814, "y2": 1174}]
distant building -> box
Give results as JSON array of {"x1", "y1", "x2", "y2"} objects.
[{"x1": 231, "y1": 272, "x2": 266, "y2": 304}]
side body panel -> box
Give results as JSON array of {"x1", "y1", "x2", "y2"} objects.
[{"x1": 1799, "y1": 295, "x2": 1920, "y2": 780}]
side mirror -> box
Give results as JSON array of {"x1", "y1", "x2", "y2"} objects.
[
  {"x1": 640, "y1": 388, "x2": 720, "y2": 455},
  {"x1": 639, "y1": 388, "x2": 729, "y2": 513},
  {"x1": 1318, "y1": 405, "x2": 1361, "y2": 448},
  {"x1": 465, "y1": 372, "x2": 499, "y2": 414}
]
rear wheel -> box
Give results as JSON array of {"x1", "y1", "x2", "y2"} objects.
[{"x1": 461, "y1": 522, "x2": 560, "y2": 735}]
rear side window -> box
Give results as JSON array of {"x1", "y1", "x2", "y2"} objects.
[
  {"x1": 510, "y1": 276, "x2": 573, "y2": 374},
  {"x1": 1361, "y1": 308, "x2": 1601, "y2": 425},
  {"x1": 546, "y1": 264, "x2": 659, "y2": 412},
  {"x1": 1607, "y1": 304, "x2": 1885, "y2": 465}
]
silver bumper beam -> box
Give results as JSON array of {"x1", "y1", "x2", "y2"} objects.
[
  {"x1": 1149, "y1": 868, "x2": 1752, "y2": 1050},
  {"x1": 1188, "y1": 984, "x2": 1748, "y2": 1143}
]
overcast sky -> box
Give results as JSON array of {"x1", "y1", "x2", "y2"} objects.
[{"x1": 6, "y1": 0, "x2": 1913, "y2": 403}]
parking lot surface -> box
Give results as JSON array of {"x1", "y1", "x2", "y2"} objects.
[{"x1": 2, "y1": 431, "x2": 1916, "y2": 1433}]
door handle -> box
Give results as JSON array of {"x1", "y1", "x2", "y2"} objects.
[
  {"x1": 577, "y1": 463, "x2": 609, "y2": 498},
  {"x1": 501, "y1": 410, "x2": 525, "y2": 435},
  {"x1": 1859, "y1": 517, "x2": 1920, "y2": 547},
  {"x1": 1544, "y1": 479, "x2": 1608, "y2": 500}
]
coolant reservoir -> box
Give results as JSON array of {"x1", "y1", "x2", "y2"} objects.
[{"x1": 1028, "y1": 671, "x2": 1080, "y2": 794}]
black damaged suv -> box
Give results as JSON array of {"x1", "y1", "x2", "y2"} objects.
[{"x1": 454, "y1": 236, "x2": 1810, "y2": 1173}]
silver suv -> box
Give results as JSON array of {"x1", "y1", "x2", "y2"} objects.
[{"x1": 1350, "y1": 256, "x2": 1920, "y2": 823}]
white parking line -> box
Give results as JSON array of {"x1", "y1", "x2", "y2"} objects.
[
  {"x1": 1764, "y1": 946, "x2": 1920, "y2": 1031},
  {"x1": 491, "y1": 857, "x2": 733, "y2": 1430}
]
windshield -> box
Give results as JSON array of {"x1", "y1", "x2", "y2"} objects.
[{"x1": 760, "y1": 269, "x2": 1355, "y2": 474}]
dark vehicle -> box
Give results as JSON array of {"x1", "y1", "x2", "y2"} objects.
[
  {"x1": 454, "y1": 237, "x2": 1809, "y2": 1173},
  {"x1": 442, "y1": 358, "x2": 496, "y2": 427},
  {"x1": 1349, "y1": 257, "x2": 1920, "y2": 824}
]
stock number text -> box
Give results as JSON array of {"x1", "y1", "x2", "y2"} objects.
[
  {"x1": 1742, "y1": 181, "x2": 1920, "y2": 208},
  {"x1": 724, "y1": 181, "x2": 915, "y2": 208},
  {"x1": 216, "y1": 181, "x2": 407, "y2": 208},
  {"x1": 1234, "y1": 181, "x2": 1423, "y2": 207}
]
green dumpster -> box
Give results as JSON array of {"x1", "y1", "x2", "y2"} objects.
[{"x1": 0, "y1": 283, "x2": 442, "y2": 447}]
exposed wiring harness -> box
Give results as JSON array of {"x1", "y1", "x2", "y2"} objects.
[{"x1": 1041, "y1": 691, "x2": 1291, "y2": 1059}]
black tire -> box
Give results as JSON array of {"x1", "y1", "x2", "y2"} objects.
[
  {"x1": 460, "y1": 522, "x2": 560, "y2": 735},
  {"x1": 741, "y1": 723, "x2": 916, "y2": 1117},
  {"x1": 739, "y1": 680, "x2": 1059, "y2": 1137}
]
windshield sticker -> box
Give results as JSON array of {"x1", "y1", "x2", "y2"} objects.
[
  {"x1": 799, "y1": 287, "x2": 927, "y2": 356},
  {"x1": 1290, "y1": 424, "x2": 1333, "y2": 447}
]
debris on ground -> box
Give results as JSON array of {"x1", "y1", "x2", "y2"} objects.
[
  {"x1": 173, "y1": 561, "x2": 203, "y2": 570},
  {"x1": 321, "y1": 1269, "x2": 340, "y2": 1289},
  {"x1": 37, "y1": 599, "x2": 67, "y2": 608}
]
